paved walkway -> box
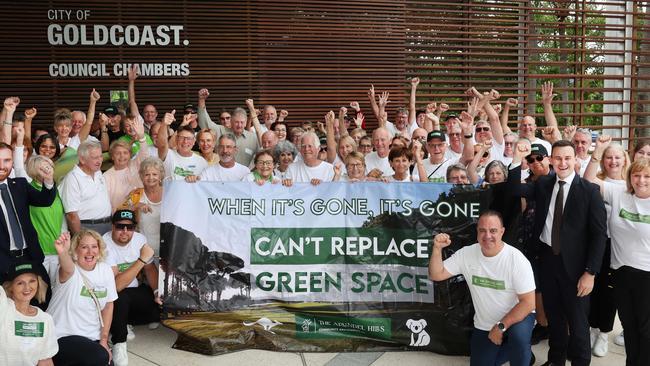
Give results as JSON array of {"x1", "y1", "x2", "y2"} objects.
[{"x1": 126, "y1": 319, "x2": 625, "y2": 365}]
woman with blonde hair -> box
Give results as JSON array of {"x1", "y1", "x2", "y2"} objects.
[
  {"x1": 47, "y1": 230, "x2": 117, "y2": 366},
  {"x1": 584, "y1": 136, "x2": 650, "y2": 365},
  {"x1": 1, "y1": 260, "x2": 58, "y2": 365},
  {"x1": 583, "y1": 136, "x2": 631, "y2": 357}
]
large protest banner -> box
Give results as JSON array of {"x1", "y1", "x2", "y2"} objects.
[{"x1": 160, "y1": 181, "x2": 490, "y2": 355}]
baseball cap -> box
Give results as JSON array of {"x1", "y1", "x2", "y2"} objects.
[
  {"x1": 427, "y1": 130, "x2": 446, "y2": 142},
  {"x1": 112, "y1": 209, "x2": 137, "y2": 224},
  {"x1": 6, "y1": 259, "x2": 43, "y2": 281},
  {"x1": 103, "y1": 106, "x2": 118, "y2": 116},
  {"x1": 528, "y1": 144, "x2": 548, "y2": 157},
  {"x1": 445, "y1": 114, "x2": 459, "y2": 121},
  {"x1": 183, "y1": 103, "x2": 196, "y2": 113}
]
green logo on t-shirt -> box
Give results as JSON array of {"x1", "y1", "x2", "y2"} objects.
[
  {"x1": 14, "y1": 321, "x2": 44, "y2": 337},
  {"x1": 619, "y1": 208, "x2": 650, "y2": 224},
  {"x1": 472, "y1": 275, "x2": 506, "y2": 290},
  {"x1": 80, "y1": 286, "x2": 108, "y2": 298},
  {"x1": 428, "y1": 176, "x2": 445, "y2": 183},
  {"x1": 117, "y1": 262, "x2": 134, "y2": 273},
  {"x1": 173, "y1": 166, "x2": 194, "y2": 177}
]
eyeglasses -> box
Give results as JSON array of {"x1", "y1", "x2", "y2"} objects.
[
  {"x1": 427, "y1": 143, "x2": 445, "y2": 149},
  {"x1": 475, "y1": 127, "x2": 491, "y2": 132},
  {"x1": 347, "y1": 163, "x2": 364, "y2": 169},
  {"x1": 504, "y1": 141, "x2": 515, "y2": 146},
  {"x1": 256, "y1": 160, "x2": 274, "y2": 166},
  {"x1": 115, "y1": 223, "x2": 136, "y2": 231},
  {"x1": 525, "y1": 155, "x2": 544, "y2": 164},
  {"x1": 448, "y1": 133, "x2": 461, "y2": 137},
  {"x1": 359, "y1": 144, "x2": 372, "y2": 149},
  {"x1": 177, "y1": 135, "x2": 194, "y2": 142}
]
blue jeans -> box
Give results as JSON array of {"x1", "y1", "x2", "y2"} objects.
[{"x1": 470, "y1": 312, "x2": 535, "y2": 366}]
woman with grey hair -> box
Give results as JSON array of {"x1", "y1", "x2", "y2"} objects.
[
  {"x1": 120, "y1": 157, "x2": 165, "y2": 256},
  {"x1": 273, "y1": 140, "x2": 298, "y2": 180}
]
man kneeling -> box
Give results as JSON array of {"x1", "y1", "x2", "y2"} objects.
[
  {"x1": 429, "y1": 210, "x2": 536, "y2": 366},
  {"x1": 105, "y1": 209, "x2": 160, "y2": 366}
]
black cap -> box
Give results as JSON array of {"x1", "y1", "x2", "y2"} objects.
[
  {"x1": 528, "y1": 144, "x2": 548, "y2": 157},
  {"x1": 6, "y1": 259, "x2": 43, "y2": 281},
  {"x1": 183, "y1": 103, "x2": 196, "y2": 113},
  {"x1": 112, "y1": 209, "x2": 137, "y2": 224},
  {"x1": 445, "y1": 114, "x2": 459, "y2": 121},
  {"x1": 427, "y1": 130, "x2": 446, "y2": 142},
  {"x1": 104, "y1": 106, "x2": 118, "y2": 116}
]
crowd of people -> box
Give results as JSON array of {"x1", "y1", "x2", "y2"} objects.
[{"x1": 0, "y1": 65, "x2": 648, "y2": 366}]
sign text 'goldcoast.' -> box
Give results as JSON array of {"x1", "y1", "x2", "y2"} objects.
[{"x1": 46, "y1": 8, "x2": 190, "y2": 77}]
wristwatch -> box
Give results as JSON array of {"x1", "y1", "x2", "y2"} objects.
[
  {"x1": 464, "y1": 133, "x2": 473, "y2": 139},
  {"x1": 496, "y1": 321, "x2": 507, "y2": 332}
]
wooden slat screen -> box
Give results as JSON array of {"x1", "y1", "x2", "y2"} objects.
[{"x1": 0, "y1": 1, "x2": 648, "y2": 140}]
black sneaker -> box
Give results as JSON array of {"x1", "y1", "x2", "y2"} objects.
[{"x1": 531, "y1": 324, "x2": 549, "y2": 345}]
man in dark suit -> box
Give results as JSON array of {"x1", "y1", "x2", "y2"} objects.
[
  {"x1": 0, "y1": 142, "x2": 56, "y2": 281},
  {"x1": 507, "y1": 139, "x2": 607, "y2": 366}
]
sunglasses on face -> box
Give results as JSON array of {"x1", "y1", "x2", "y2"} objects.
[
  {"x1": 475, "y1": 127, "x2": 490, "y2": 132},
  {"x1": 319, "y1": 146, "x2": 327, "y2": 152},
  {"x1": 115, "y1": 223, "x2": 136, "y2": 231},
  {"x1": 525, "y1": 155, "x2": 544, "y2": 164}
]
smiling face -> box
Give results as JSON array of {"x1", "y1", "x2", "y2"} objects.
[
  {"x1": 143, "y1": 105, "x2": 158, "y2": 125},
  {"x1": 486, "y1": 164, "x2": 506, "y2": 184},
  {"x1": 198, "y1": 131, "x2": 215, "y2": 155},
  {"x1": 79, "y1": 146, "x2": 103, "y2": 173},
  {"x1": 54, "y1": 119, "x2": 72, "y2": 139},
  {"x1": 372, "y1": 129, "x2": 391, "y2": 157},
  {"x1": 9, "y1": 273, "x2": 38, "y2": 304},
  {"x1": 38, "y1": 136, "x2": 58, "y2": 159},
  {"x1": 141, "y1": 166, "x2": 162, "y2": 189},
  {"x1": 217, "y1": 136, "x2": 237, "y2": 165},
  {"x1": 572, "y1": 131, "x2": 591, "y2": 159},
  {"x1": 476, "y1": 214, "x2": 505, "y2": 257},
  {"x1": 631, "y1": 167, "x2": 650, "y2": 199},
  {"x1": 395, "y1": 111, "x2": 408, "y2": 130},
  {"x1": 389, "y1": 155, "x2": 411, "y2": 177},
  {"x1": 345, "y1": 157, "x2": 366, "y2": 180},
  {"x1": 551, "y1": 145, "x2": 576, "y2": 180},
  {"x1": 474, "y1": 121, "x2": 492, "y2": 143},
  {"x1": 112, "y1": 220, "x2": 136, "y2": 245},
  {"x1": 75, "y1": 234, "x2": 101, "y2": 271},
  {"x1": 110, "y1": 145, "x2": 131, "y2": 170},
  {"x1": 603, "y1": 147, "x2": 626, "y2": 179},
  {"x1": 220, "y1": 112, "x2": 231, "y2": 128},
  {"x1": 426, "y1": 138, "x2": 447, "y2": 164},
  {"x1": 273, "y1": 123, "x2": 287, "y2": 140},
  {"x1": 279, "y1": 151, "x2": 294, "y2": 170},
  {"x1": 0, "y1": 147, "x2": 14, "y2": 181},
  {"x1": 176, "y1": 130, "x2": 196, "y2": 156},
  {"x1": 518, "y1": 116, "x2": 536, "y2": 139},
  {"x1": 300, "y1": 134, "x2": 319, "y2": 164},
  {"x1": 634, "y1": 144, "x2": 650, "y2": 162},
  {"x1": 255, "y1": 153, "x2": 275, "y2": 179},
  {"x1": 231, "y1": 113, "x2": 246, "y2": 135},
  {"x1": 71, "y1": 111, "x2": 85, "y2": 135}
]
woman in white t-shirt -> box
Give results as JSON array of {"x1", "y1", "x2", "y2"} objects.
[
  {"x1": 583, "y1": 138, "x2": 631, "y2": 356},
  {"x1": 584, "y1": 135, "x2": 650, "y2": 366},
  {"x1": 273, "y1": 140, "x2": 298, "y2": 180},
  {"x1": 382, "y1": 143, "x2": 427, "y2": 183},
  {"x1": 1, "y1": 260, "x2": 58, "y2": 365},
  {"x1": 47, "y1": 230, "x2": 117, "y2": 366}
]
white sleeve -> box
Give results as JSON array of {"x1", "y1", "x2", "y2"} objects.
[
  {"x1": 41, "y1": 314, "x2": 59, "y2": 359},
  {"x1": 442, "y1": 247, "x2": 466, "y2": 277},
  {"x1": 512, "y1": 251, "x2": 536, "y2": 295},
  {"x1": 59, "y1": 174, "x2": 81, "y2": 213}
]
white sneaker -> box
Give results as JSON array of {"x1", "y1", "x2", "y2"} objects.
[
  {"x1": 148, "y1": 322, "x2": 160, "y2": 330},
  {"x1": 592, "y1": 332, "x2": 609, "y2": 357},
  {"x1": 126, "y1": 324, "x2": 135, "y2": 341},
  {"x1": 614, "y1": 331, "x2": 625, "y2": 346},
  {"x1": 590, "y1": 327, "x2": 599, "y2": 348},
  {"x1": 112, "y1": 342, "x2": 129, "y2": 366}
]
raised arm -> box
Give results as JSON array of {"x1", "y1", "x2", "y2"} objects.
[
  {"x1": 428, "y1": 233, "x2": 454, "y2": 281},
  {"x1": 412, "y1": 140, "x2": 428, "y2": 182},
  {"x1": 197, "y1": 88, "x2": 220, "y2": 131},
  {"x1": 583, "y1": 135, "x2": 611, "y2": 195},
  {"x1": 80, "y1": 89, "x2": 100, "y2": 143},
  {"x1": 459, "y1": 111, "x2": 476, "y2": 165},
  {"x1": 468, "y1": 141, "x2": 491, "y2": 185},
  {"x1": 325, "y1": 111, "x2": 337, "y2": 163},
  {"x1": 377, "y1": 91, "x2": 389, "y2": 128},
  {"x1": 23, "y1": 107, "x2": 36, "y2": 150},
  {"x1": 127, "y1": 64, "x2": 141, "y2": 118},
  {"x1": 338, "y1": 106, "x2": 349, "y2": 138},
  {"x1": 423, "y1": 102, "x2": 440, "y2": 132},
  {"x1": 501, "y1": 98, "x2": 517, "y2": 135},
  {"x1": 541, "y1": 81, "x2": 558, "y2": 128},
  {"x1": 97, "y1": 113, "x2": 110, "y2": 151},
  {"x1": 408, "y1": 77, "x2": 420, "y2": 127},
  {"x1": 54, "y1": 232, "x2": 74, "y2": 283},
  {"x1": 245, "y1": 99, "x2": 264, "y2": 144},
  {"x1": 2, "y1": 97, "x2": 20, "y2": 144},
  {"x1": 157, "y1": 110, "x2": 175, "y2": 161},
  {"x1": 484, "y1": 89, "x2": 504, "y2": 145},
  {"x1": 367, "y1": 85, "x2": 380, "y2": 121}
]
